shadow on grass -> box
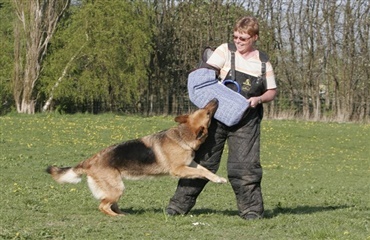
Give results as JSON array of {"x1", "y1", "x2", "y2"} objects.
[
  {"x1": 121, "y1": 205, "x2": 352, "y2": 218},
  {"x1": 120, "y1": 207, "x2": 237, "y2": 216},
  {"x1": 264, "y1": 205, "x2": 352, "y2": 219}
]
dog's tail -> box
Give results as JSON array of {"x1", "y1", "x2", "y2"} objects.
[{"x1": 46, "y1": 162, "x2": 85, "y2": 184}]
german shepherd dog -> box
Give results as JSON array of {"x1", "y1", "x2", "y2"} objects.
[{"x1": 46, "y1": 99, "x2": 227, "y2": 216}]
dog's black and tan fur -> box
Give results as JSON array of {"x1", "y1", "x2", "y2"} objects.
[{"x1": 46, "y1": 99, "x2": 226, "y2": 216}]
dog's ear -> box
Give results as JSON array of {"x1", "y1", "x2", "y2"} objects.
[
  {"x1": 175, "y1": 115, "x2": 189, "y2": 124},
  {"x1": 196, "y1": 126, "x2": 206, "y2": 139}
]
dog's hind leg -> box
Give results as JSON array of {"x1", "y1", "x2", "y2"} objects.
[
  {"x1": 87, "y1": 171, "x2": 125, "y2": 216},
  {"x1": 99, "y1": 199, "x2": 121, "y2": 216},
  {"x1": 111, "y1": 202, "x2": 124, "y2": 215}
]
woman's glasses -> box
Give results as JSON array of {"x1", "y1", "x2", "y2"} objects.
[{"x1": 233, "y1": 35, "x2": 252, "y2": 42}]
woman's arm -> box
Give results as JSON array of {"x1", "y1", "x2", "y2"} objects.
[{"x1": 248, "y1": 88, "x2": 277, "y2": 108}]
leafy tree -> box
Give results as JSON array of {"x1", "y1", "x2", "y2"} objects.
[
  {"x1": 40, "y1": 0, "x2": 155, "y2": 113},
  {"x1": 0, "y1": 0, "x2": 15, "y2": 114}
]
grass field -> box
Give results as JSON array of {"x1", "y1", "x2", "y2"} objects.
[{"x1": 0, "y1": 113, "x2": 369, "y2": 240}]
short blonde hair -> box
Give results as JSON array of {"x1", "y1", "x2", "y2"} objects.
[{"x1": 233, "y1": 16, "x2": 259, "y2": 37}]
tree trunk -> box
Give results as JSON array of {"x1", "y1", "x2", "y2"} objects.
[
  {"x1": 42, "y1": 37, "x2": 87, "y2": 112},
  {"x1": 12, "y1": 0, "x2": 69, "y2": 114}
]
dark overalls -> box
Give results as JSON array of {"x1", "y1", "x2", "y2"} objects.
[{"x1": 167, "y1": 46, "x2": 268, "y2": 218}]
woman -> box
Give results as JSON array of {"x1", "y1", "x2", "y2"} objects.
[{"x1": 167, "y1": 16, "x2": 277, "y2": 220}]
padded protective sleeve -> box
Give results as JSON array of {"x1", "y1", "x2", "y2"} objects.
[{"x1": 187, "y1": 68, "x2": 249, "y2": 126}]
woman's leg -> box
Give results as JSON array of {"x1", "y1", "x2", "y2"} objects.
[{"x1": 227, "y1": 117, "x2": 264, "y2": 219}]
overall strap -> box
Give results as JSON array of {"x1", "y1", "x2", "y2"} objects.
[
  {"x1": 258, "y1": 50, "x2": 269, "y2": 77},
  {"x1": 228, "y1": 44, "x2": 269, "y2": 78},
  {"x1": 228, "y1": 43, "x2": 237, "y2": 81}
]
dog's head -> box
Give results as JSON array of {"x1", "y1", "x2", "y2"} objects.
[{"x1": 175, "y1": 98, "x2": 218, "y2": 148}]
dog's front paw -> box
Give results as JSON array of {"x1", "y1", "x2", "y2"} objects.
[{"x1": 215, "y1": 177, "x2": 227, "y2": 184}]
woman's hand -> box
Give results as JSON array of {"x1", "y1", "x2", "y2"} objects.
[{"x1": 248, "y1": 96, "x2": 262, "y2": 108}]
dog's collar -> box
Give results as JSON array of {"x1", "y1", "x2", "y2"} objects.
[
  {"x1": 181, "y1": 138, "x2": 196, "y2": 151},
  {"x1": 172, "y1": 128, "x2": 195, "y2": 151}
]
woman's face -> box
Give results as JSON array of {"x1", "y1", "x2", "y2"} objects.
[{"x1": 233, "y1": 31, "x2": 257, "y2": 54}]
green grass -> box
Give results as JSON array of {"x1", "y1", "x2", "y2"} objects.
[{"x1": 0, "y1": 113, "x2": 369, "y2": 240}]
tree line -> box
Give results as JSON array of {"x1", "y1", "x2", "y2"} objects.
[{"x1": 0, "y1": 0, "x2": 369, "y2": 122}]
